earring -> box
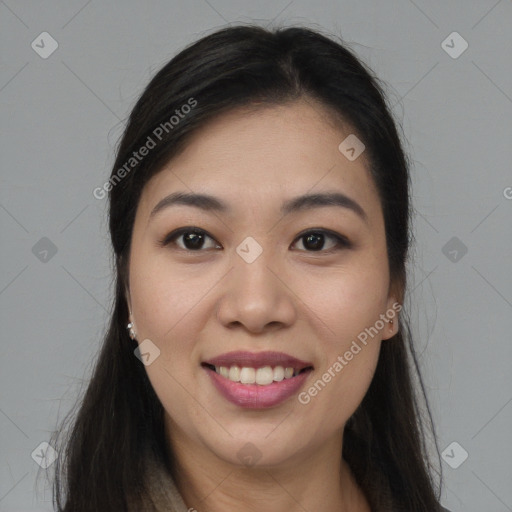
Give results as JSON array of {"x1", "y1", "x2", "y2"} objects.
[{"x1": 127, "y1": 321, "x2": 136, "y2": 340}]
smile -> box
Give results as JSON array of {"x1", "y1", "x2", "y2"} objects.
[
  {"x1": 202, "y1": 363, "x2": 311, "y2": 385},
  {"x1": 201, "y1": 351, "x2": 314, "y2": 409}
]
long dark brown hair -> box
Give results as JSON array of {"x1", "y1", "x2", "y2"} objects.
[{"x1": 48, "y1": 24, "x2": 443, "y2": 511}]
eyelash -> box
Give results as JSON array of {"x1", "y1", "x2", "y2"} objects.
[{"x1": 158, "y1": 226, "x2": 351, "y2": 254}]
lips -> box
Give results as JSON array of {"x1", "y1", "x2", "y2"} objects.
[
  {"x1": 202, "y1": 350, "x2": 313, "y2": 371},
  {"x1": 201, "y1": 351, "x2": 314, "y2": 409}
]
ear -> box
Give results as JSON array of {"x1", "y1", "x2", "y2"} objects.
[
  {"x1": 381, "y1": 280, "x2": 403, "y2": 340},
  {"x1": 125, "y1": 284, "x2": 133, "y2": 318},
  {"x1": 124, "y1": 285, "x2": 138, "y2": 341}
]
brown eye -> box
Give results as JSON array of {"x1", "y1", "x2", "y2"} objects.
[
  {"x1": 160, "y1": 227, "x2": 221, "y2": 251},
  {"x1": 159, "y1": 227, "x2": 350, "y2": 253},
  {"x1": 291, "y1": 230, "x2": 350, "y2": 252}
]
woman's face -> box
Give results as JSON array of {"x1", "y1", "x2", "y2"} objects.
[{"x1": 127, "y1": 99, "x2": 399, "y2": 468}]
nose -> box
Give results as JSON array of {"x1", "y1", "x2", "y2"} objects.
[{"x1": 215, "y1": 249, "x2": 297, "y2": 334}]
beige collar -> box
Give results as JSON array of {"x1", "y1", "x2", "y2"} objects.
[{"x1": 143, "y1": 450, "x2": 190, "y2": 512}]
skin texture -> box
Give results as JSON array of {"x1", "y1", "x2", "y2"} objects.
[{"x1": 126, "y1": 98, "x2": 400, "y2": 511}]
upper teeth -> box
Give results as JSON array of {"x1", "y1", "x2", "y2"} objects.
[{"x1": 215, "y1": 365, "x2": 299, "y2": 385}]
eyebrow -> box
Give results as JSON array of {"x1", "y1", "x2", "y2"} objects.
[{"x1": 149, "y1": 191, "x2": 368, "y2": 223}]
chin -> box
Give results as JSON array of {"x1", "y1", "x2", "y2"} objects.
[{"x1": 198, "y1": 425, "x2": 313, "y2": 468}]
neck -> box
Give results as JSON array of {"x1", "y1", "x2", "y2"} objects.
[{"x1": 165, "y1": 417, "x2": 371, "y2": 512}]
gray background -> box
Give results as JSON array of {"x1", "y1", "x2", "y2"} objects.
[{"x1": 1, "y1": 1, "x2": 511, "y2": 511}]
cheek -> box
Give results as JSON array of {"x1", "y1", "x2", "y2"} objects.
[
  {"x1": 128, "y1": 263, "x2": 193, "y2": 379},
  {"x1": 129, "y1": 252, "x2": 201, "y2": 341},
  {"x1": 293, "y1": 255, "x2": 388, "y2": 415},
  {"x1": 298, "y1": 311, "x2": 382, "y2": 430},
  {"x1": 296, "y1": 258, "x2": 390, "y2": 343},
  {"x1": 129, "y1": 255, "x2": 205, "y2": 425}
]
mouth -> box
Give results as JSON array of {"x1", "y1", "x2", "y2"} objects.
[
  {"x1": 201, "y1": 351, "x2": 314, "y2": 409},
  {"x1": 201, "y1": 350, "x2": 314, "y2": 385},
  {"x1": 201, "y1": 362, "x2": 313, "y2": 385}
]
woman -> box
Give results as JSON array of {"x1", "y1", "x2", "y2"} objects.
[{"x1": 50, "y1": 24, "x2": 451, "y2": 511}]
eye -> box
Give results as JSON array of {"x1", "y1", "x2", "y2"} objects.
[
  {"x1": 158, "y1": 227, "x2": 351, "y2": 253},
  {"x1": 291, "y1": 229, "x2": 351, "y2": 253},
  {"x1": 158, "y1": 227, "x2": 220, "y2": 251}
]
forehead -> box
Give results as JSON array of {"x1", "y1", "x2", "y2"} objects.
[{"x1": 138, "y1": 100, "x2": 381, "y2": 224}]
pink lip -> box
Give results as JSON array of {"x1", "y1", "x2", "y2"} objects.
[
  {"x1": 203, "y1": 365, "x2": 312, "y2": 409},
  {"x1": 203, "y1": 350, "x2": 313, "y2": 370}
]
